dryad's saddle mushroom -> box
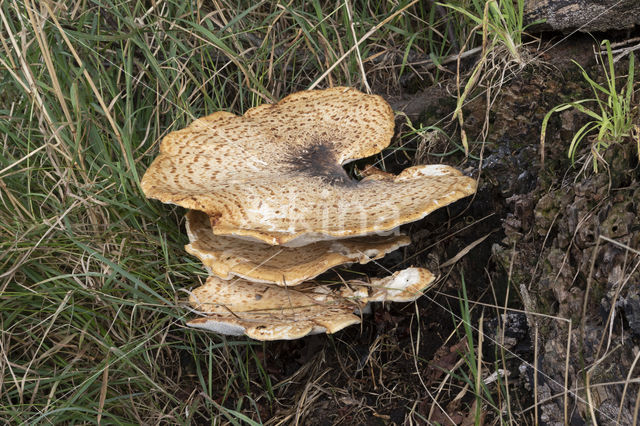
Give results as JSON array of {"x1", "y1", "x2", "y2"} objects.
[
  {"x1": 188, "y1": 268, "x2": 435, "y2": 340},
  {"x1": 141, "y1": 87, "x2": 476, "y2": 246},
  {"x1": 141, "y1": 87, "x2": 477, "y2": 340},
  {"x1": 185, "y1": 210, "x2": 411, "y2": 286}
]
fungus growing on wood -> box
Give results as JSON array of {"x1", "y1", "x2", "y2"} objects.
[
  {"x1": 185, "y1": 210, "x2": 411, "y2": 286},
  {"x1": 141, "y1": 87, "x2": 476, "y2": 246},
  {"x1": 140, "y1": 87, "x2": 478, "y2": 340},
  {"x1": 187, "y1": 267, "x2": 435, "y2": 340}
]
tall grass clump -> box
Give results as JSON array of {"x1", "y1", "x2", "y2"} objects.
[
  {"x1": 540, "y1": 40, "x2": 638, "y2": 173},
  {"x1": 0, "y1": 0, "x2": 460, "y2": 423},
  {"x1": 453, "y1": 275, "x2": 505, "y2": 423},
  {"x1": 437, "y1": 0, "x2": 539, "y2": 155}
]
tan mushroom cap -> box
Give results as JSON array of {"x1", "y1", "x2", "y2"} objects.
[
  {"x1": 141, "y1": 87, "x2": 477, "y2": 246},
  {"x1": 187, "y1": 306, "x2": 360, "y2": 340},
  {"x1": 186, "y1": 267, "x2": 435, "y2": 340},
  {"x1": 185, "y1": 210, "x2": 411, "y2": 286}
]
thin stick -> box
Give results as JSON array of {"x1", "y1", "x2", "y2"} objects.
[
  {"x1": 616, "y1": 329, "x2": 640, "y2": 424},
  {"x1": 476, "y1": 312, "x2": 484, "y2": 422},
  {"x1": 633, "y1": 387, "x2": 640, "y2": 426},
  {"x1": 534, "y1": 324, "x2": 539, "y2": 425},
  {"x1": 585, "y1": 367, "x2": 598, "y2": 425},
  {"x1": 564, "y1": 320, "x2": 572, "y2": 426}
]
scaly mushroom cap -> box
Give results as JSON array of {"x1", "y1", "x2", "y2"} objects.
[
  {"x1": 187, "y1": 267, "x2": 435, "y2": 340},
  {"x1": 141, "y1": 87, "x2": 477, "y2": 246},
  {"x1": 187, "y1": 306, "x2": 360, "y2": 340},
  {"x1": 185, "y1": 210, "x2": 411, "y2": 286}
]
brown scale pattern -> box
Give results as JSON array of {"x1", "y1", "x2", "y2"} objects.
[
  {"x1": 187, "y1": 267, "x2": 435, "y2": 340},
  {"x1": 185, "y1": 210, "x2": 411, "y2": 286},
  {"x1": 141, "y1": 87, "x2": 477, "y2": 245},
  {"x1": 187, "y1": 307, "x2": 360, "y2": 340}
]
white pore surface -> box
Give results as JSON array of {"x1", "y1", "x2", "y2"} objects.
[
  {"x1": 365, "y1": 267, "x2": 424, "y2": 302},
  {"x1": 276, "y1": 226, "x2": 402, "y2": 248},
  {"x1": 187, "y1": 319, "x2": 246, "y2": 336},
  {"x1": 384, "y1": 268, "x2": 421, "y2": 296},
  {"x1": 410, "y1": 164, "x2": 455, "y2": 176},
  {"x1": 328, "y1": 235, "x2": 407, "y2": 259}
]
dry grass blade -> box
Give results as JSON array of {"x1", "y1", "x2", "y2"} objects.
[
  {"x1": 42, "y1": 2, "x2": 131, "y2": 173},
  {"x1": 343, "y1": 0, "x2": 371, "y2": 94},
  {"x1": 97, "y1": 352, "x2": 109, "y2": 425},
  {"x1": 440, "y1": 231, "x2": 493, "y2": 268},
  {"x1": 4, "y1": 0, "x2": 607, "y2": 424},
  {"x1": 309, "y1": 0, "x2": 419, "y2": 89},
  {"x1": 23, "y1": 0, "x2": 75, "y2": 136}
]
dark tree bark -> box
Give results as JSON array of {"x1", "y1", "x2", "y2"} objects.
[{"x1": 524, "y1": 0, "x2": 640, "y2": 32}]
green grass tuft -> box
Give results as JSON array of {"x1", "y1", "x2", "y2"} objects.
[
  {"x1": 540, "y1": 40, "x2": 638, "y2": 173},
  {"x1": 0, "y1": 1, "x2": 464, "y2": 422}
]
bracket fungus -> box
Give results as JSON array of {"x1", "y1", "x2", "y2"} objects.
[
  {"x1": 187, "y1": 268, "x2": 435, "y2": 340},
  {"x1": 141, "y1": 87, "x2": 476, "y2": 246},
  {"x1": 141, "y1": 87, "x2": 477, "y2": 340},
  {"x1": 185, "y1": 210, "x2": 411, "y2": 286}
]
